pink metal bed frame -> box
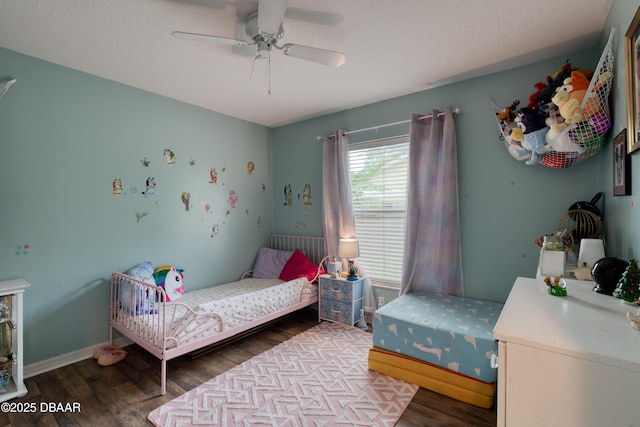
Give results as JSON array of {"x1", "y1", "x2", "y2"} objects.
[{"x1": 109, "y1": 234, "x2": 326, "y2": 395}]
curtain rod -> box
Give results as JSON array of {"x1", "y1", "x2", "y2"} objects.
[{"x1": 316, "y1": 107, "x2": 460, "y2": 140}]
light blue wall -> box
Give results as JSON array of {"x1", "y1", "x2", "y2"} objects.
[
  {"x1": 599, "y1": 2, "x2": 640, "y2": 261},
  {"x1": 272, "y1": 49, "x2": 608, "y2": 304},
  {"x1": 0, "y1": 49, "x2": 273, "y2": 365},
  {"x1": 3, "y1": 1, "x2": 638, "y2": 368}
]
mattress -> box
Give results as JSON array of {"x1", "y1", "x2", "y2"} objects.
[
  {"x1": 372, "y1": 291, "x2": 503, "y2": 383},
  {"x1": 368, "y1": 346, "x2": 496, "y2": 408}
]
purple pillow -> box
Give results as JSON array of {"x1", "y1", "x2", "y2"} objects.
[{"x1": 252, "y1": 247, "x2": 294, "y2": 279}]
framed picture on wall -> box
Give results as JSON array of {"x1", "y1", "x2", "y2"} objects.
[
  {"x1": 613, "y1": 129, "x2": 631, "y2": 196},
  {"x1": 625, "y1": 6, "x2": 640, "y2": 154}
]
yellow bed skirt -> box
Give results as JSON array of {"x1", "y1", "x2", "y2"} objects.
[{"x1": 368, "y1": 346, "x2": 496, "y2": 408}]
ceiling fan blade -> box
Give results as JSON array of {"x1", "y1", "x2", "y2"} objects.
[
  {"x1": 172, "y1": 31, "x2": 250, "y2": 47},
  {"x1": 281, "y1": 43, "x2": 345, "y2": 67},
  {"x1": 258, "y1": 0, "x2": 288, "y2": 36},
  {"x1": 285, "y1": 7, "x2": 344, "y2": 26}
]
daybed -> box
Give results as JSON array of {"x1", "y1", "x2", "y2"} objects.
[
  {"x1": 368, "y1": 291, "x2": 504, "y2": 408},
  {"x1": 109, "y1": 234, "x2": 326, "y2": 395}
]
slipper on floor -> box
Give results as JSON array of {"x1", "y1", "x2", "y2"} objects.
[
  {"x1": 98, "y1": 348, "x2": 127, "y2": 366},
  {"x1": 92, "y1": 346, "x2": 121, "y2": 360}
]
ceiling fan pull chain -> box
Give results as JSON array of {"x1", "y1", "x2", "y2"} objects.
[{"x1": 268, "y1": 54, "x2": 272, "y2": 95}]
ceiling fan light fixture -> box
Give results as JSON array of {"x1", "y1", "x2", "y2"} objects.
[
  {"x1": 172, "y1": 0, "x2": 345, "y2": 84},
  {"x1": 250, "y1": 55, "x2": 270, "y2": 85},
  {"x1": 255, "y1": 40, "x2": 271, "y2": 59}
]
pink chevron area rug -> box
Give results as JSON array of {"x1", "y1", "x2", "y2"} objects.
[{"x1": 148, "y1": 321, "x2": 418, "y2": 426}]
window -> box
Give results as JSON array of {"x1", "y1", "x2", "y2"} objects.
[{"x1": 348, "y1": 136, "x2": 409, "y2": 288}]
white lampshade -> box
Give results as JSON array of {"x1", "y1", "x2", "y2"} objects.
[
  {"x1": 540, "y1": 248, "x2": 565, "y2": 277},
  {"x1": 578, "y1": 238, "x2": 605, "y2": 268},
  {"x1": 338, "y1": 238, "x2": 360, "y2": 259}
]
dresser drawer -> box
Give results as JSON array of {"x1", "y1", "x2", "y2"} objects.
[
  {"x1": 320, "y1": 298, "x2": 358, "y2": 324},
  {"x1": 319, "y1": 279, "x2": 354, "y2": 303}
]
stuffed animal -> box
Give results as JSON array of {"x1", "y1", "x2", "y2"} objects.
[
  {"x1": 510, "y1": 107, "x2": 549, "y2": 165},
  {"x1": 527, "y1": 82, "x2": 548, "y2": 109},
  {"x1": 551, "y1": 71, "x2": 595, "y2": 124},
  {"x1": 154, "y1": 265, "x2": 185, "y2": 302},
  {"x1": 496, "y1": 99, "x2": 520, "y2": 125},
  {"x1": 529, "y1": 62, "x2": 573, "y2": 108},
  {"x1": 545, "y1": 117, "x2": 584, "y2": 154}
]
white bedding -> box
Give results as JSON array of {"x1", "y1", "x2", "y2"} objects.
[
  {"x1": 182, "y1": 277, "x2": 316, "y2": 327},
  {"x1": 119, "y1": 277, "x2": 317, "y2": 349}
]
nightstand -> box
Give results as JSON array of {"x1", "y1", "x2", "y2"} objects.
[{"x1": 318, "y1": 274, "x2": 364, "y2": 326}]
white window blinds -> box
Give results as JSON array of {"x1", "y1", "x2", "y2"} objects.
[{"x1": 348, "y1": 136, "x2": 409, "y2": 287}]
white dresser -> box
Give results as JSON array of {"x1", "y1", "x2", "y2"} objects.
[{"x1": 493, "y1": 276, "x2": 640, "y2": 427}]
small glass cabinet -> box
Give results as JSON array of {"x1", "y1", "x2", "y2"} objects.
[{"x1": 0, "y1": 279, "x2": 29, "y2": 402}]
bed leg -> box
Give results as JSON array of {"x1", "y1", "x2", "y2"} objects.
[{"x1": 161, "y1": 359, "x2": 167, "y2": 395}]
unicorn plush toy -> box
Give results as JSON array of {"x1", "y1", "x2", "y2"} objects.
[{"x1": 153, "y1": 265, "x2": 185, "y2": 302}]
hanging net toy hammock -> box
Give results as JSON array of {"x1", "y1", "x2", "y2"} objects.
[{"x1": 491, "y1": 29, "x2": 615, "y2": 168}]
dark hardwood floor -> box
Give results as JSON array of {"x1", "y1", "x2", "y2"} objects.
[{"x1": 2, "y1": 309, "x2": 496, "y2": 426}]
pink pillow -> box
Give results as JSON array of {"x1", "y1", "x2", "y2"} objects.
[{"x1": 279, "y1": 249, "x2": 318, "y2": 282}]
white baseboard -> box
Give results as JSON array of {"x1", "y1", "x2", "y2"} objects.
[{"x1": 24, "y1": 337, "x2": 132, "y2": 379}]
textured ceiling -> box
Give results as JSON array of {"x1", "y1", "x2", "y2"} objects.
[{"x1": 0, "y1": 0, "x2": 613, "y2": 127}]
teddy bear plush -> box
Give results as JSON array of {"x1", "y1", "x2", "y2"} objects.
[{"x1": 510, "y1": 107, "x2": 549, "y2": 165}]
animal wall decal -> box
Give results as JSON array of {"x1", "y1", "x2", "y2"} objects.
[
  {"x1": 142, "y1": 177, "x2": 156, "y2": 196},
  {"x1": 283, "y1": 184, "x2": 292, "y2": 206},
  {"x1": 181, "y1": 192, "x2": 191, "y2": 211},
  {"x1": 303, "y1": 184, "x2": 312, "y2": 206},
  {"x1": 163, "y1": 149, "x2": 176, "y2": 165},
  {"x1": 112, "y1": 178, "x2": 123, "y2": 195},
  {"x1": 247, "y1": 161, "x2": 255, "y2": 175},
  {"x1": 209, "y1": 168, "x2": 217, "y2": 184}
]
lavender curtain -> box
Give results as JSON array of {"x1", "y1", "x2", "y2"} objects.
[
  {"x1": 322, "y1": 130, "x2": 356, "y2": 257},
  {"x1": 400, "y1": 107, "x2": 463, "y2": 296},
  {"x1": 322, "y1": 130, "x2": 376, "y2": 316}
]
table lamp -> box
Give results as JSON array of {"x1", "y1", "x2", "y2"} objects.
[
  {"x1": 578, "y1": 238, "x2": 605, "y2": 269},
  {"x1": 339, "y1": 238, "x2": 360, "y2": 281}
]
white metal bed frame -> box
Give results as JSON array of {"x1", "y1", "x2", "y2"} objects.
[{"x1": 109, "y1": 234, "x2": 326, "y2": 395}]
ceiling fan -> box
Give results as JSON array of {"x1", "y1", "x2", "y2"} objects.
[{"x1": 172, "y1": 0, "x2": 346, "y2": 92}]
